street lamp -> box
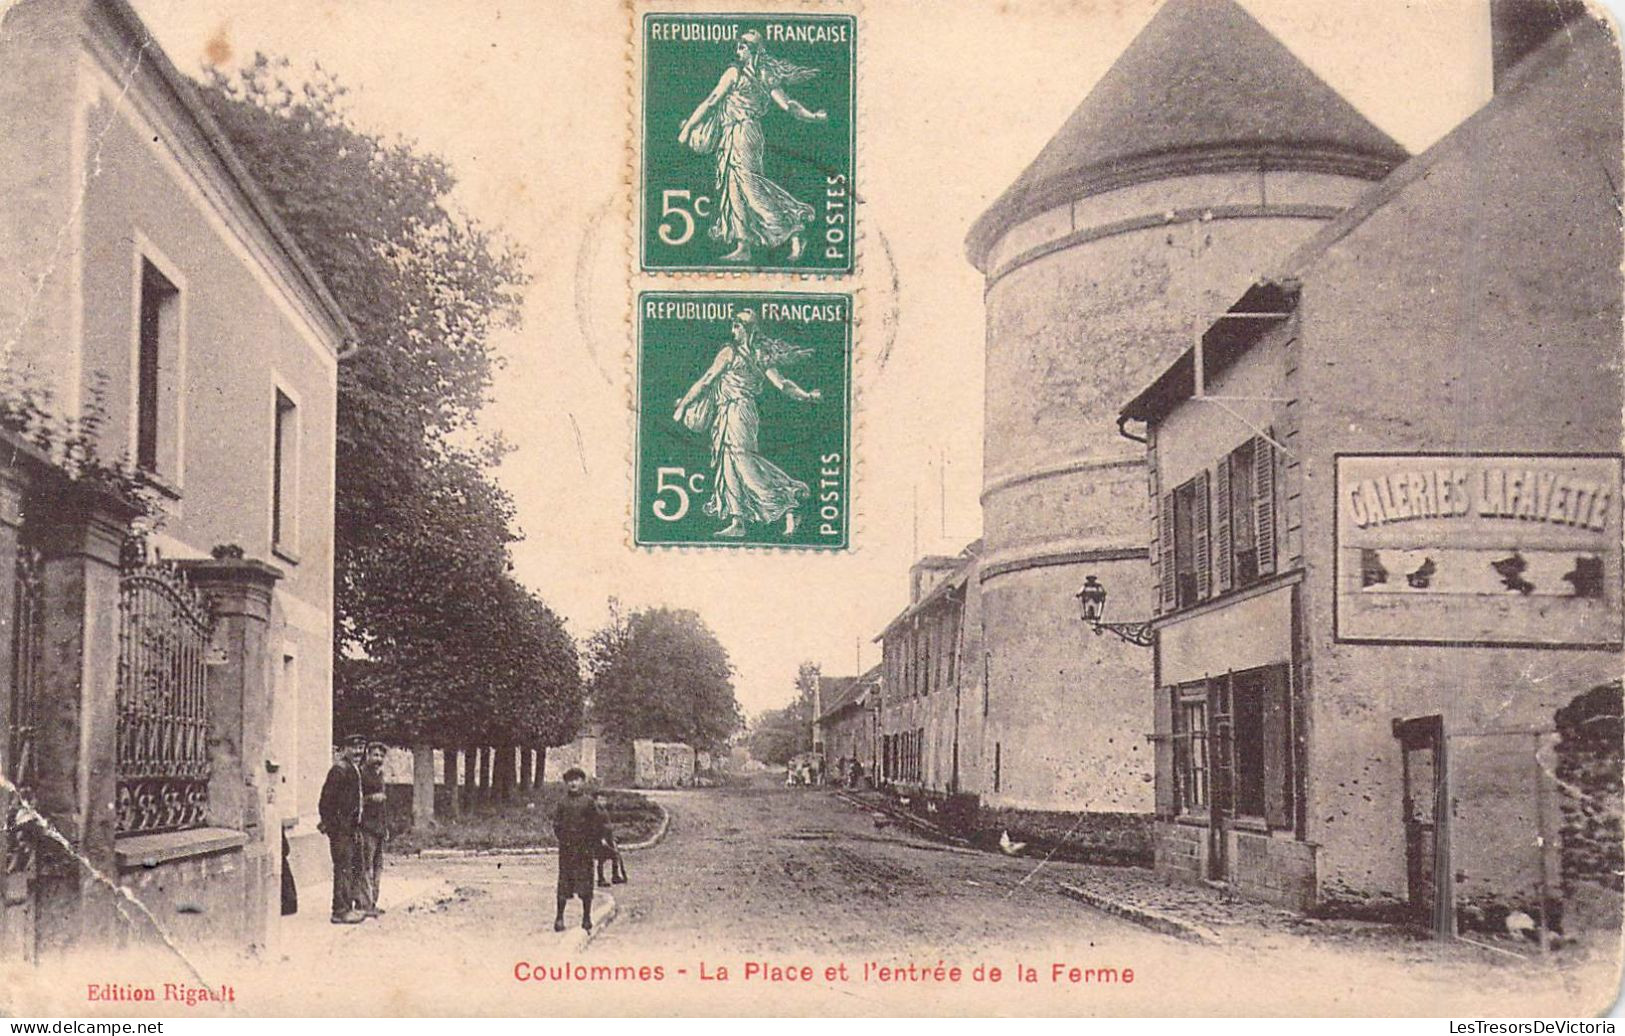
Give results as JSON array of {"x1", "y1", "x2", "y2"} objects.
[{"x1": 1075, "y1": 575, "x2": 1154, "y2": 647}]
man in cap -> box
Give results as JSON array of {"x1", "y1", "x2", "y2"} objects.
[
  {"x1": 553, "y1": 767, "x2": 607, "y2": 932},
  {"x1": 356, "y1": 741, "x2": 390, "y2": 918},
  {"x1": 318, "y1": 734, "x2": 367, "y2": 924}
]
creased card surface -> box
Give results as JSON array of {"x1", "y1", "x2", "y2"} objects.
[{"x1": 0, "y1": 0, "x2": 1621, "y2": 1018}]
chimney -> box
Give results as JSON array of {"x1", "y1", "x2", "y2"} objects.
[{"x1": 1490, "y1": 0, "x2": 1588, "y2": 89}]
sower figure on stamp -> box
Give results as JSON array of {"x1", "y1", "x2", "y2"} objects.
[
  {"x1": 356, "y1": 740, "x2": 389, "y2": 918},
  {"x1": 317, "y1": 734, "x2": 367, "y2": 925},
  {"x1": 553, "y1": 767, "x2": 607, "y2": 932},
  {"x1": 678, "y1": 29, "x2": 827, "y2": 263},
  {"x1": 673, "y1": 310, "x2": 820, "y2": 539}
]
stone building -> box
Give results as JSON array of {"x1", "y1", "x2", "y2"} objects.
[
  {"x1": 962, "y1": 0, "x2": 1407, "y2": 825},
  {"x1": 0, "y1": 0, "x2": 351, "y2": 958},
  {"x1": 815, "y1": 668, "x2": 880, "y2": 786},
  {"x1": 1119, "y1": 9, "x2": 1621, "y2": 928},
  {"x1": 876, "y1": 548, "x2": 975, "y2": 796}
]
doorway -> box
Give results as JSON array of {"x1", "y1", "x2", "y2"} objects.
[{"x1": 1393, "y1": 715, "x2": 1453, "y2": 936}]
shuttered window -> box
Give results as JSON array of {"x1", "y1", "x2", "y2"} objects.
[
  {"x1": 1215, "y1": 435, "x2": 1279, "y2": 592},
  {"x1": 1153, "y1": 688, "x2": 1175, "y2": 818},
  {"x1": 1223, "y1": 664, "x2": 1294, "y2": 829},
  {"x1": 1167, "y1": 476, "x2": 1210, "y2": 611},
  {"x1": 1261, "y1": 665, "x2": 1293, "y2": 829},
  {"x1": 1254, "y1": 434, "x2": 1277, "y2": 577},
  {"x1": 1158, "y1": 492, "x2": 1177, "y2": 613},
  {"x1": 1168, "y1": 683, "x2": 1209, "y2": 815}
]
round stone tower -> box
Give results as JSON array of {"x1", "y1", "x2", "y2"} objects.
[{"x1": 964, "y1": 0, "x2": 1407, "y2": 815}]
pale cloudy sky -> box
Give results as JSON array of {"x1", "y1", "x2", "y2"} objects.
[{"x1": 133, "y1": 0, "x2": 1502, "y2": 718}]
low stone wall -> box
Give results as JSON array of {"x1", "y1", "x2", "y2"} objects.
[
  {"x1": 1154, "y1": 820, "x2": 1205, "y2": 883},
  {"x1": 969, "y1": 804, "x2": 1152, "y2": 866},
  {"x1": 633, "y1": 740, "x2": 695, "y2": 788},
  {"x1": 119, "y1": 844, "x2": 265, "y2": 951}
]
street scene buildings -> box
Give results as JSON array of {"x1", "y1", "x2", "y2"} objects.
[{"x1": 861, "y1": 0, "x2": 1623, "y2": 942}]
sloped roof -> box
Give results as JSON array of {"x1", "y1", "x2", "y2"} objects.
[
  {"x1": 1119, "y1": 15, "x2": 1619, "y2": 428},
  {"x1": 967, "y1": 0, "x2": 1408, "y2": 270},
  {"x1": 817, "y1": 666, "x2": 881, "y2": 722}
]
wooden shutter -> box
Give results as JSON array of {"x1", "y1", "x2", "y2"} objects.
[
  {"x1": 1262, "y1": 664, "x2": 1293, "y2": 829},
  {"x1": 1153, "y1": 686, "x2": 1175, "y2": 818},
  {"x1": 1158, "y1": 491, "x2": 1177, "y2": 613},
  {"x1": 1214, "y1": 455, "x2": 1233, "y2": 594},
  {"x1": 1254, "y1": 435, "x2": 1278, "y2": 576},
  {"x1": 1193, "y1": 471, "x2": 1211, "y2": 601}
]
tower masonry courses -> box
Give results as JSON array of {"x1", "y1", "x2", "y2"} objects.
[{"x1": 964, "y1": 0, "x2": 1408, "y2": 815}]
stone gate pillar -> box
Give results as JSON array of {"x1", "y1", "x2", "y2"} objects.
[
  {"x1": 32, "y1": 480, "x2": 139, "y2": 955},
  {"x1": 175, "y1": 557, "x2": 281, "y2": 954}
]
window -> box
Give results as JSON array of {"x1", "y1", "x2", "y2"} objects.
[
  {"x1": 1215, "y1": 436, "x2": 1279, "y2": 593},
  {"x1": 136, "y1": 260, "x2": 179, "y2": 476},
  {"x1": 272, "y1": 389, "x2": 299, "y2": 556},
  {"x1": 1219, "y1": 666, "x2": 1294, "y2": 826},
  {"x1": 1171, "y1": 685, "x2": 1209, "y2": 812},
  {"x1": 1160, "y1": 473, "x2": 1211, "y2": 611}
]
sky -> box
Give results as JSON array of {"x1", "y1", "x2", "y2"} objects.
[{"x1": 132, "y1": 0, "x2": 1497, "y2": 719}]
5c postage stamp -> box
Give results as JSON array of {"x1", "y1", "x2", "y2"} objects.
[
  {"x1": 639, "y1": 13, "x2": 856, "y2": 274},
  {"x1": 635, "y1": 292, "x2": 851, "y2": 548}
]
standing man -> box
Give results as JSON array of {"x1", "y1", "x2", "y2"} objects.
[
  {"x1": 318, "y1": 734, "x2": 366, "y2": 925},
  {"x1": 553, "y1": 767, "x2": 606, "y2": 932},
  {"x1": 356, "y1": 741, "x2": 390, "y2": 918}
]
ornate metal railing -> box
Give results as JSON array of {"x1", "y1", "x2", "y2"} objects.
[
  {"x1": 115, "y1": 561, "x2": 214, "y2": 836},
  {"x1": 4, "y1": 543, "x2": 44, "y2": 884}
]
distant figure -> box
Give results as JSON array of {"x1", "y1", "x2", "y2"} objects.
[
  {"x1": 593, "y1": 793, "x2": 629, "y2": 888},
  {"x1": 356, "y1": 740, "x2": 389, "y2": 918},
  {"x1": 553, "y1": 767, "x2": 607, "y2": 932},
  {"x1": 317, "y1": 734, "x2": 367, "y2": 924},
  {"x1": 280, "y1": 828, "x2": 298, "y2": 916}
]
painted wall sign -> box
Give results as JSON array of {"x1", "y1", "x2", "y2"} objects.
[{"x1": 1335, "y1": 454, "x2": 1623, "y2": 646}]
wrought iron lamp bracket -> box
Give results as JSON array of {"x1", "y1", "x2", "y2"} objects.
[{"x1": 1087, "y1": 620, "x2": 1155, "y2": 648}]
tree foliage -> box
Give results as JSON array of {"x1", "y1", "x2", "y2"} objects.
[
  {"x1": 585, "y1": 602, "x2": 743, "y2": 750},
  {"x1": 747, "y1": 662, "x2": 818, "y2": 765},
  {"x1": 199, "y1": 58, "x2": 581, "y2": 746}
]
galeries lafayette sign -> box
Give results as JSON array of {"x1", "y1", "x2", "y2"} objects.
[{"x1": 1335, "y1": 454, "x2": 1622, "y2": 647}]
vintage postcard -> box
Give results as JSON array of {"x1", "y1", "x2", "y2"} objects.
[{"x1": 0, "y1": 0, "x2": 1622, "y2": 1021}]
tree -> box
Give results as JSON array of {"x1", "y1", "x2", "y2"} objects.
[
  {"x1": 197, "y1": 59, "x2": 576, "y2": 754},
  {"x1": 746, "y1": 661, "x2": 818, "y2": 765},
  {"x1": 585, "y1": 603, "x2": 743, "y2": 750}
]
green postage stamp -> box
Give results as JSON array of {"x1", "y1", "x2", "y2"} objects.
[
  {"x1": 640, "y1": 13, "x2": 856, "y2": 274},
  {"x1": 636, "y1": 292, "x2": 852, "y2": 549}
]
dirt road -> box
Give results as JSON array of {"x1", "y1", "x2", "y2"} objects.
[{"x1": 40, "y1": 777, "x2": 1603, "y2": 1016}]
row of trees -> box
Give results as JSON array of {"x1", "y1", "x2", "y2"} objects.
[
  {"x1": 198, "y1": 59, "x2": 744, "y2": 808},
  {"x1": 199, "y1": 59, "x2": 583, "y2": 782}
]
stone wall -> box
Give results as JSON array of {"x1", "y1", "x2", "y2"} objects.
[
  {"x1": 1556, "y1": 682, "x2": 1623, "y2": 934},
  {"x1": 633, "y1": 740, "x2": 695, "y2": 789}
]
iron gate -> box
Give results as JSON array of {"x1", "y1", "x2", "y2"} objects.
[
  {"x1": 3, "y1": 542, "x2": 44, "y2": 957},
  {"x1": 116, "y1": 562, "x2": 214, "y2": 836}
]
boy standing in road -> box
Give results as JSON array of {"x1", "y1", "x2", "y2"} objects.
[{"x1": 553, "y1": 767, "x2": 606, "y2": 932}]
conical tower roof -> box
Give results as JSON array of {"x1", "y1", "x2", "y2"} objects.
[{"x1": 967, "y1": 0, "x2": 1409, "y2": 270}]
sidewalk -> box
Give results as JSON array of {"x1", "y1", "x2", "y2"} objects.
[{"x1": 1056, "y1": 866, "x2": 1300, "y2": 943}]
